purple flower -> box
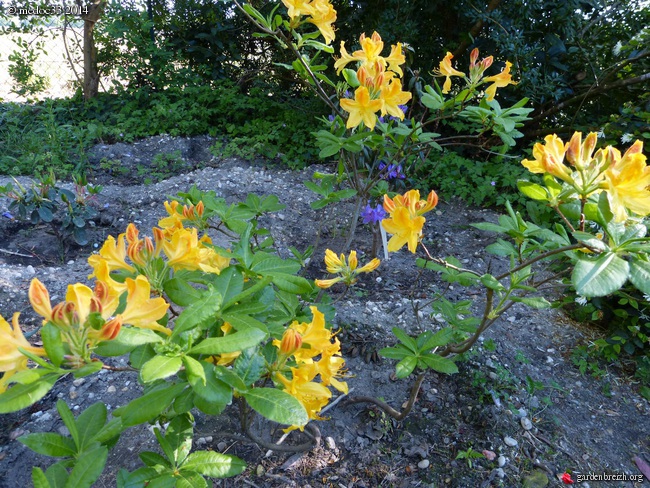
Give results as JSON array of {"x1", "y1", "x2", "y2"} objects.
[
  {"x1": 361, "y1": 203, "x2": 387, "y2": 224},
  {"x1": 490, "y1": 181, "x2": 496, "y2": 186},
  {"x1": 378, "y1": 162, "x2": 405, "y2": 180},
  {"x1": 2, "y1": 211, "x2": 14, "y2": 220},
  {"x1": 328, "y1": 114, "x2": 335, "y2": 122}
]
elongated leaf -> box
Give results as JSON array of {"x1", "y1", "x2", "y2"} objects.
[
  {"x1": 19, "y1": 433, "x2": 76, "y2": 458},
  {"x1": 395, "y1": 356, "x2": 417, "y2": 379},
  {"x1": 56, "y1": 400, "x2": 80, "y2": 449},
  {"x1": 32, "y1": 467, "x2": 50, "y2": 488},
  {"x1": 189, "y1": 327, "x2": 266, "y2": 355},
  {"x1": 45, "y1": 463, "x2": 69, "y2": 488},
  {"x1": 64, "y1": 446, "x2": 107, "y2": 488},
  {"x1": 420, "y1": 353, "x2": 458, "y2": 374},
  {"x1": 139, "y1": 451, "x2": 170, "y2": 468},
  {"x1": 391, "y1": 327, "x2": 417, "y2": 353},
  {"x1": 0, "y1": 373, "x2": 60, "y2": 413},
  {"x1": 165, "y1": 414, "x2": 194, "y2": 465},
  {"x1": 243, "y1": 388, "x2": 308, "y2": 427},
  {"x1": 629, "y1": 257, "x2": 650, "y2": 295},
  {"x1": 175, "y1": 471, "x2": 207, "y2": 488},
  {"x1": 95, "y1": 327, "x2": 163, "y2": 357},
  {"x1": 76, "y1": 402, "x2": 107, "y2": 449},
  {"x1": 182, "y1": 356, "x2": 206, "y2": 386},
  {"x1": 233, "y1": 349, "x2": 265, "y2": 386},
  {"x1": 163, "y1": 277, "x2": 201, "y2": 307},
  {"x1": 208, "y1": 267, "x2": 243, "y2": 307},
  {"x1": 419, "y1": 328, "x2": 454, "y2": 350},
  {"x1": 251, "y1": 254, "x2": 301, "y2": 275},
  {"x1": 140, "y1": 356, "x2": 183, "y2": 383},
  {"x1": 91, "y1": 418, "x2": 123, "y2": 446},
  {"x1": 41, "y1": 323, "x2": 65, "y2": 367},
  {"x1": 182, "y1": 451, "x2": 246, "y2": 478},
  {"x1": 378, "y1": 345, "x2": 412, "y2": 360},
  {"x1": 267, "y1": 273, "x2": 313, "y2": 294},
  {"x1": 513, "y1": 297, "x2": 551, "y2": 309},
  {"x1": 517, "y1": 180, "x2": 548, "y2": 201},
  {"x1": 214, "y1": 366, "x2": 247, "y2": 393},
  {"x1": 172, "y1": 286, "x2": 222, "y2": 338},
  {"x1": 572, "y1": 252, "x2": 629, "y2": 297},
  {"x1": 188, "y1": 362, "x2": 232, "y2": 405},
  {"x1": 113, "y1": 383, "x2": 187, "y2": 427}
]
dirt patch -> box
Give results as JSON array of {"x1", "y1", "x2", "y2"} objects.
[{"x1": 0, "y1": 136, "x2": 648, "y2": 488}]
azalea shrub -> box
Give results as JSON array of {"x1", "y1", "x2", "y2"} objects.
[{"x1": 0, "y1": 190, "x2": 354, "y2": 485}]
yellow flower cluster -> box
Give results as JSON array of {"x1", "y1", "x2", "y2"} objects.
[
  {"x1": 522, "y1": 133, "x2": 650, "y2": 222},
  {"x1": 282, "y1": 0, "x2": 337, "y2": 45},
  {"x1": 88, "y1": 202, "x2": 231, "y2": 290},
  {"x1": 334, "y1": 32, "x2": 411, "y2": 130},
  {"x1": 381, "y1": 189, "x2": 439, "y2": 253},
  {"x1": 273, "y1": 306, "x2": 347, "y2": 429},
  {"x1": 434, "y1": 49, "x2": 516, "y2": 100},
  {"x1": 315, "y1": 249, "x2": 380, "y2": 289}
]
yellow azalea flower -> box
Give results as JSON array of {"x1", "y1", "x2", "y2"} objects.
[
  {"x1": 385, "y1": 43, "x2": 406, "y2": 77},
  {"x1": 88, "y1": 234, "x2": 134, "y2": 274},
  {"x1": 282, "y1": 0, "x2": 314, "y2": 19},
  {"x1": 158, "y1": 200, "x2": 184, "y2": 229},
  {"x1": 434, "y1": 52, "x2": 465, "y2": 94},
  {"x1": 566, "y1": 132, "x2": 598, "y2": 171},
  {"x1": 279, "y1": 328, "x2": 303, "y2": 355},
  {"x1": 315, "y1": 277, "x2": 343, "y2": 289},
  {"x1": 0, "y1": 313, "x2": 45, "y2": 373},
  {"x1": 275, "y1": 363, "x2": 332, "y2": 427},
  {"x1": 382, "y1": 205, "x2": 426, "y2": 253},
  {"x1": 483, "y1": 61, "x2": 516, "y2": 101},
  {"x1": 315, "y1": 348, "x2": 348, "y2": 394},
  {"x1": 317, "y1": 250, "x2": 380, "y2": 288},
  {"x1": 340, "y1": 86, "x2": 383, "y2": 130},
  {"x1": 307, "y1": 0, "x2": 336, "y2": 45},
  {"x1": 90, "y1": 259, "x2": 128, "y2": 295},
  {"x1": 119, "y1": 276, "x2": 170, "y2": 335},
  {"x1": 382, "y1": 189, "x2": 438, "y2": 253},
  {"x1": 334, "y1": 41, "x2": 357, "y2": 74},
  {"x1": 28, "y1": 278, "x2": 52, "y2": 321},
  {"x1": 0, "y1": 313, "x2": 46, "y2": 393},
  {"x1": 603, "y1": 140, "x2": 650, "y2": 221},
  {"x1": 161, "y1": 227, "x2": 203, "y2": 271},
  {"x1": 291, "y1": 306, "x2": 339, "y2": 361},
  {"x1": 379, "y1": 78, "x2": 412, "y2": 119},
  {"x1": 521, "y1": 134, "x2": 574, "y2": 183}
]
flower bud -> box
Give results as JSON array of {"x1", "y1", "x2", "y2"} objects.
[
  {"x1": 196, "y1": 201, "x2": 205, "y2": 217},
  {"x1": 100, "y1": 317, "x2": 122, "y2": 341},
  {"x1": 29, "y1": 279, "x2": 52, "y2": 320},
  {"x1": 348, "y1": 250, "x2": 358, "y2": 271},
  {"x1": 280, "y1": 328, "x2": 303, "y2": 355},
  {"x1": 470, "y1": 48, "x2": 479, "y2": 67}
]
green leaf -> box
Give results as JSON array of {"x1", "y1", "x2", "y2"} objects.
[
  {"x1": 572, "y1": 252, "x2": 629, "y2": 297},
  {"x1": 57, "y1": 400, "x2": 80, "y2": 448},
  {"x1": 140, "y1": 356, "x2": 183, "y2": 383},
  {"x1": 94, "y1": 327, "x2": 164, "y2": 357},
  {"x1": 378, "y1": 344, "x2": 412, "y2": 360},
  {"x1": 233, "y1": 349, "x2": 265, "y2": 386},
  {"x1": 213, "y1": 366, "x2": 248, "y2": 393},
  {"x1": 182, "y1": 451, "x2": 246, "y2": 478},
  {"x1": 113, "y1": 383, "x2": 187, "y2": 427},
  {"x1": 32, "y1": 467, "x2": 51, "y2": 488},
  {"x1": 91, "y1": 418, "x2": 123, "y2": 446},
  {"x1": 341, "y1": 68, "x2": 360, "y2": 87},
  {"x1": 76, "y1": 402, "x2": 107, "y2": 449},
  {"x1": 267, "y1": 273, "x2": 313, "y2": 294},
  {"x1": 163, "y1": 277, "x2": 201, "y2": 307},
  {"x1": 188, "y1": 362, "x2": 232, "y2": 405},
  {"x1": 391, "y1": 327, "x2": 418, "y2": 353},
  {"x1": 139, "y1": 451, "x2": 171, "y2": 468},
  {"x1": 208, "y1": 267, "x2": 244, "y2": 307},
  {"x1": 175, "y1": 471, "x2": 208, "y2": 488},
  {"x1": 64, "y1": 446, "x2": 107, "y2": 488},
  {"x1": 41, "y1": 323, "x2": 65, "y2": 367},
  {"x1": 189, "y1": 327, "x2": 266, "y2": 355},
  {"x1": 165, "y1": 414, "x2": 194, "y2": 465},
  {"x1": 419, "y1": 353, "x2": 458, "y2": 374},
  {"x1": 629, "y1": 257, "x2": 650, "y2": 295},
  {"x1": 480, "y1": 274, "x2": 505, "y2": 291},
  {"x1": 471, "y1": 222, "x2": 508, "y2": 233},
  {"x1": 395, "y1": 356, "x2": 417, "y2": 379},
  {"x1": 172, "y1": 286, "x2": 222, "y2": 337},
  {"x1": 419, "y1": 328, "x2": 454, "y2": 350},
  {"x1": 19, "y1": 433, "x2": 77, "y2": 458},
  {"x1": 129, "y1": 344, "x2": 156, "y2": 370},
  {"x1": 243, "y1": 388, "x2": 308, "y2": 427},
  {"x1": 45, "y1": 463, "x2": 69, "y2": 488},
  {"x1": 251, "y1": 254, "x2": 301, "y2": 275},
  {"x1": 517, "y1": 180, "x2": 548, "y2": 201},
  {"x1": 513, "y1": 297, "x2": 551, "y2": 309},
  {"x1": 182, "y1": 356, "x2": 206, "y2": 386},
  {"x1": 220, "y1": 313, "x2": 268, "y2": 334},
  {"x1": 72, "y1": 361, "x2": 103, "y2": 378}
]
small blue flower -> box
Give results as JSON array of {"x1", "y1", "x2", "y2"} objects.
[
  {"x1": 361, "y1": 203, "x2": 387, "y2": 224},
  {"x1": 328, "y1": 114, "x2": 335, "y2": 122},
  {"x1": 2, "y1": 211, "x2": 14, "y2": 220}
]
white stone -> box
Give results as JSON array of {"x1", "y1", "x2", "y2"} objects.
[
  {"x1": 504, "y1": 436, "x2": 518, "y2": 447},
  {"x1": 417, "y1": 459, "x2": 430, "y2": 469}
]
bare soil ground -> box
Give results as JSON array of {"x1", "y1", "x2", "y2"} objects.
[{"x1": 0, "y1": 135, "x2": 648, "y2": 487}]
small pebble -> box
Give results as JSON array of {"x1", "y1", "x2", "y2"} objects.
[
  {"x1": 417, "y1": 459, "x2": 430, "y2": 469},
  {"x1": 495, "y1": 468, "x2": 505, "y2": 478},
  {"x1": 521, "y1": 417, "x2": 533, "y2": 430},
  {"x1": 498, "y1": 455, "x2": 506, "y2": 467},
  {"x1": 504, "y1": 436, "x2": 518, "y2": 447},
  {"x1": 217, "y1": 442, "x2": 227, "y2": 451}
]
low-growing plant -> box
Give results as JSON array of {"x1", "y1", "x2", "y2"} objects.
[{"x1": 0, "y1": 171, "x2": 102, "y2": 252}]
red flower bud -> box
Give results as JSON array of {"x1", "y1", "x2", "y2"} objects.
[{"x1": 280, "y1": 328, "x2": 303, "y2": 355}]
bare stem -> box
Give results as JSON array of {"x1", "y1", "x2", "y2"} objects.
[{"x1": 346, "y1": 372, "x2": 426, "y2": 420}]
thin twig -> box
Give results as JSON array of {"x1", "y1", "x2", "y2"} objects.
[{"x1": 0, "y1": 248, "x2": 34, "y2": 258}]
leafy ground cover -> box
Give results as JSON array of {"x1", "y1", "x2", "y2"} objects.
[{"x1": 0, "y1": 136, "x2": 648, "y2": 487}]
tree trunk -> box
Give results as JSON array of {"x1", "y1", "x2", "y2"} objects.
[{"x1": 80, "y1": 0, "x2": 107, "y2": 100}]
